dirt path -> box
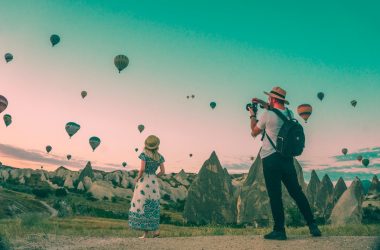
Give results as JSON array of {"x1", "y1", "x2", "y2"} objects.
[
  {"x1": 13, "y1": 235, "x2": 380, "y2": 250},
  {"x1": 39, "y1": 201, "x2": 58, "y2": 217}
]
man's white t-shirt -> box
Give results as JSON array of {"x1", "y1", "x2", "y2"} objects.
[{"x1": 255, "y1": 108, "x2": 294, "y2": 159}]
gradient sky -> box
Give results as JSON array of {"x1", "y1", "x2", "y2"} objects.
[{"x1": 1, "y1": 1, "x2": 379, "y2": 182}]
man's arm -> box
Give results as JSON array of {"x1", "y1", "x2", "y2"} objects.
[{"x1": 248, "y1": 107, "x2": 264, "y2": 138}]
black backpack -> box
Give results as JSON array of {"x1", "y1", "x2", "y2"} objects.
[{"x1": 264, "y1": 108, "x2": 305, "y2": 157}]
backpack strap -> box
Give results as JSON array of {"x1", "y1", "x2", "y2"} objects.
[{"x1": 264, "y1": 108, "x2": 291, "y2": 151}]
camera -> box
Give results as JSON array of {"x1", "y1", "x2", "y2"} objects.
[{"x1": 245, "y1": 102, "x2": 258, "y2": 114}]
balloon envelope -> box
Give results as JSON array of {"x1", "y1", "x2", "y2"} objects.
[
  {"x1": 210, "y1": 101, "x2": 216, "y2": 109},
  {"x1": 297, "y1": 104, "x2": 313, "y2": 122},
  {"x1": 357, "y1": 155, "x2": 363, "y2": 162},
  {"x1": 50, "y1": 34, "x2": 60, "y2": 46},
  {"x1": 67, "y1": 154, "x2": 72, "y2": 160},
  {"x1": 342, "y1": 148, "x2": 348, "y2": 155},
  {"x1": 65, "y1": 122, "x2": 80, "y2": 138},
  {"x1": 4, "y1": 53, "x2": 13, "y2": 63},
  {"x1": 351, "y1": 100, "x2": 357, "y2": 107},
  {"x1": 0, "y1": 95, "x2": 8, "y2": 114},
  {"x1": 46, "y1": 145, "x2": 52, "y2": 153},
  {"x1": 114, "y1": 55, "x2": 129, "y2": 73},
  {"x1": 138, "y1": 124, "x2": 145, "y2": 133},
  {"x1": 89, "y1": 136, "x2": 101, "y2": 151},
  {"x1": 317, "y1": 92, "x2": 324, "y2": 101},
  {"x1": 3, "y1": 114, "x2": 12, "y2": 127},
  {"x1": 81, "y1": 91, "x2": 87, "y2": 99},
  {"x1": 189, "y1": 154, "x2": 193, "y2": 158},
  {"x1": 362, "y1": 158, "x2": 370, "y2": 167},
  {"x1": 122, "y1": 162, "x2": 127, "y2": 167},
  {"x1": 135, "y1": 148, "x2": 138, "y2": 152}
]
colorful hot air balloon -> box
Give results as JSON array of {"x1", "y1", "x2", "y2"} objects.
[
  {"x1": 362, "y1": 158, "x2": 370, "y2": 167},
  {"x1": 4, "y1": 53, "x2": 13, "y2": 63},
  {"x1": 297, "y1": 104, "x2": 313, "y2": 123},
  {"x1": 317, "y1": 92, "x2": 324, "y2": 101},
  {"x1": 138, "y1": 124, "x2": 145, "y2": 133},
  {"x1": 89, "y1": 136, "x2": 101, "y2": 151},
  {"x1": 135, "y1": 148, "x2": 138, "y2": 152},
  {"x1": 67, "y1": 154, "x2": 72, "y2": 160},
  {"x1": 210, "y1": 101, "x2": 216, "y2": 110},
  {"x1": 65, "y1": 122, "x2": 81, "y2": 138},
  {"x1": 357, "y1": 155, "x2": 363, "y2": 162},
  {"x1": 0, "y1": 95, "x2": 8, "y2": 114},
  {"x1": 46, "y1": 145, "x2": 52, "y2": 153},
  {"x1": 81, "y1": 91, "x2": 87, "y2": 99},
  {"x1": 351, "y1": 100, "x2": 357, "y2": 107},
  {"x1": 50, "y1": 34, "x2": 60, "y2": 47},
  {"x1": 342, "y1": 148, "x2": 348, "y2": 155},
  {"x1": 114, "y1": 54, "x2": 129, "y2": 73},
  {"x1": 3, "y1": 114, "x2": 12, "y2": 127},
  {"x1": 122, "y1": 162, "x2": 127, "y2": 167}
]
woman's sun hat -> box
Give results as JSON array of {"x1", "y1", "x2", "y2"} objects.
[
  {"x1": 145, "y1": 135, "x2": 160, "y2": 150},
  {"x1": 264, "y1": 86, "x2": 289, "y2": 105}
]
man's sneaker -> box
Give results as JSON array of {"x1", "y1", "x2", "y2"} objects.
[
  {"x1": 264, "y1": 230, "x2": 287, "y2": 240},
  {"x1": 309, "y1": 223, "x2": 322, "y2": 237}
]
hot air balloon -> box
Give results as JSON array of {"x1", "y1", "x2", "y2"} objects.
[
  {"x1": 362, "y1": 158, "x2": 370, "y2": 167},
  {"x1": 46, "y1": 145, "x2": 52, "y2": 153},
  {"x1": 191, "y1": 95, "x2": 195, "y2": 99},
  {"x1": 0, "y1": 95, "x2": 8, "y2": 114},
  {"x1": 3, "y1": 114, "x2": 12, "y2": 127},
  {"x1": 50, "y1": 34, "x2": 60, "y2": 47},
  {"x1": 189, "y1": 154, "x2": 193, "y2": 158},
  {"x1": 138, "y1": 124, "x2": 145, "y2": 133},
  {"x1": 351, "y1": 100, "x2": 357, "y2": 107},
  {"x1": 81, "y1": 91, "x2": 87, "y2": 99},
  {"x1": 210, "y1": 101, "x2": 216, "y2": 110},
  {"x1": 297, "y1": 104, "x2": 313, "y2": 123},
  {"x1": 251, "y1": 156, "x2": 255, "y2": 161},
  {"x1": 357, "y1": 155, "x2": 363, "y2": 162},
  {"x1": 67, "y1": 154, "x2": 72, "y2": 160},
  {"x1": 122, "y1": 162, "x2": 127, "y2": 167},
  {"x1": 342, "y1": 148, "x2": 348, "y2": 155},
  {"x1": 4, "y1": 53, "x2": 13, "y2": 63},
  {"x1": 135, "y1": 148, "x2": 138, "y2": 152},
  {"x1": 114, "y1": 54, "x2": 129, "y2": 73},
  {"x1": 89, "y1": 136, "x2": 101, "y2": 151},
  {"x1": 317, "y1": 92, "x2": 324, "y2": 101},
  {"x1": 41, "y1": 166, "x2": 43, "y2": 169},
  {"x1": 186, "y1": 96, "x2": 189, "y2": 99},
  {"x1": 65, "y1": 122, "x2": 80, "y2": 138}
]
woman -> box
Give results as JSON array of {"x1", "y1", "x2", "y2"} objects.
[{"x1": 128, "y1": 135, "x2": 165, "y2": 238}]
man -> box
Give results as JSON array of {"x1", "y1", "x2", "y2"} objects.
[{"x1": 249, "y1": 86, "x2": 321, "y2": 240}]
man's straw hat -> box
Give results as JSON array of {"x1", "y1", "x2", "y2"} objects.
[{"x1": 264, "y1": 86, "x2": 289, "y2": 105}]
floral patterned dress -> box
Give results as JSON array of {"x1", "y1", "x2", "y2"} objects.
[{"x1": 128, "y1": 152, "x2": 164, "y2": 231}]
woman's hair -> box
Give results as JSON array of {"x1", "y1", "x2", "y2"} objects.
[{"x1": 143, "y1": 147, "x2": 161, "y2": 162}]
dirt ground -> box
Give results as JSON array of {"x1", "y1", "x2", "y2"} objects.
[{"x1": 11, "y1": 234, "x2": 380, "y2": 250}]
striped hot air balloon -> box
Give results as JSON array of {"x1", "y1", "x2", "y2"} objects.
[
  {"x1": 0, "y1": 95, "x2": 8, "y2": 114},
  {"x1": 297, "y1": 104, "x2": 312, "y2": 123},
  {"x1": 114, "y1": 55, "x2": 129, "y2": 73}
]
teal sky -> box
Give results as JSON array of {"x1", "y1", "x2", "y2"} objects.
[{"x1": 1, "y1": 1, "x2": 379, "y2": 181}]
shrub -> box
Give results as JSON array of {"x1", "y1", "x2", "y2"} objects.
[
  {"x1": 50, "y1": 176, "x2": 64, "y2": 187},
  {"x1": 0, "y1": 233, "x2": 12, "y2": 250},
  {"x1": 160, "y1": 213, "x2": 172, "y2": 224},
  {"x1": 162, "y1": 194, "x2": 171, "y2": 201},
  {"x1": 85, "y1": 192, "x2": 97, "y2": 201},
  {"x1": 55, "y1": 188, "x2": 68, "y2": 197},
  {"x1": 285, "y1": 206, "x2": 305, "y2": 227},
  {"x1": 32, "y1": 188, "x2": 51, "y2": 198}
]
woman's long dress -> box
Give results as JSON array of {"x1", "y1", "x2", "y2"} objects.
[{"x1": 128, "y1": 152, "x2": 165, "y2": 231}]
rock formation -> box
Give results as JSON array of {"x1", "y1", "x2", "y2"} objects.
[
  {"x1": 329, "y1": 177, "x2": 364, "y2": 225},
  {"x1": 306, "y1": 170, "x2": 321, "y2": 210},
  {"x1": 368, "y1": 175, "x2": 380, "y2": 197},
  {"x1": 184, "y1": 151, "x2": 236, "y2": 224},
  {"x1": 333, "y1": 177, "x2": 347, "y2": 204},
  {"x1": 78, "y1": 161, "x2": 94, "y2": 182},
  {"x1": 315, "y1": 174, "x2": 334, "y2": 220}
]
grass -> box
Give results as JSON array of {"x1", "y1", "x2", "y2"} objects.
[{"x1": 0, "y1": 216, "x2": 379, "y2": 241}]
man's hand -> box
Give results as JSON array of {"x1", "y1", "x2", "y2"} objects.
[{"x1": 248, "y1": 107, "x2": 256, "y2": 117}]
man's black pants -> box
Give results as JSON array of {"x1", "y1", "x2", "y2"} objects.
[{"x1": 262, "y1": 152, "x2": 315, "y2": 231}]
